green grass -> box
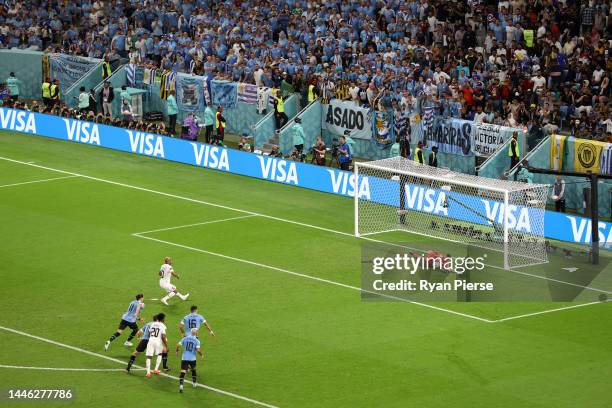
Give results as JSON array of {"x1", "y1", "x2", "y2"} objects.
[{"x1": 1, "y1": 131, "x2": 612, "y2": 407}]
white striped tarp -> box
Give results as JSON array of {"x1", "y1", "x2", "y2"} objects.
[{"x1": 125, "y1": 64, "x2": 136, "y2": 87}]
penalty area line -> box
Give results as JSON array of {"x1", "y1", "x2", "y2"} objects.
[
  {"x1": 0, "y1": 364, "x2": 144, "y2": 372},
  {"x1": 132, "y1": 214, "x2": 258, "y2": 235},
  {"x1": 0, "y1": 175, "x2": 79, "y2": 189},
  {"x1": 0, "y1": 325, "x2": 279, "y2": 408},
  {"x1": 490, "y1": 300, "x2": 610, "y2": 323}
]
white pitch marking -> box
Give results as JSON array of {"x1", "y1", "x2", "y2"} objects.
[
  {"x1": 0, "y1": 364, "x2": 144, "y2": 372},
  {"x1": 0, "y1": 155, "x2": 607, "y2": 323},
  {"x1": 0, "y1": 175, "x2": 78, "y2": 189},
  {"x1": 491, "y1": 300, "x2": 609, "y2": 323},
  {"x1": 0, "y1": 325, "x2": 278, "y2": 408},
  {"x1": 133, "y1": 214, "x2": 258, "y2": 235},
  {"x1": 149, "y1": 298, "x2": 159, "y2": 301},
  {"x1": 132, "y1": 233, "x2": 494, "y2": 323}
]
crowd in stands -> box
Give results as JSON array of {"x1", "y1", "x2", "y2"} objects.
[{"x1": 0, "y1": 0, "x2": 610, "y2": 142}]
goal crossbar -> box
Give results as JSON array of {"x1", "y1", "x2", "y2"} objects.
[{"x1": 355, "y1": 159, "x2": 545, "y2": 194}]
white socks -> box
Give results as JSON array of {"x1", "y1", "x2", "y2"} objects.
[
  {"x1": 162, "y1": 292, "x2": 188, "y2": 303},
  {"x1": 155, "y1": 355, "x2": 162, "y2": 371},
  {"x1": 146, "y1": 358, "x2": 151, "y2": 374}
]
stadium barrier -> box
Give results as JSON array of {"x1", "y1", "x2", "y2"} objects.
[
  {"x1": 0, "y1": 50, "x2": 43, "y2": 100},
  {"x1": 278, "y1": 99, "x2": 321, "y2": 155},
  {"x1": 1, "y1": 106, "x2": 609, "y2": 246},
  {"x1": 477, "y1": 130, "x2": 527, "y2": 179},
  {"x1": 253, "y1": 107, "x2": 277, "y2": 149}
]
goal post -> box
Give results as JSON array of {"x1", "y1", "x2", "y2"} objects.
[{"x1": 354, "y1": 157, "x2": 550, "y2": 269}]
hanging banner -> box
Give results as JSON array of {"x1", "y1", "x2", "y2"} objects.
[
  {"x1": 574, "y1": 139, "x2": 605, "y2": 173},
  {"x1": 210, "y1": 80, "x2": 237, "y2": 109},
  {"x1": 421, "y1": 117, "x2": 473, "y2": 156},
  {"x1": 42, "y1": 54, "x2": 50, "y2": 82},
  {"x1": 176, "y1": 74, "x2": 204, "y2": 112},
  {"x1": 48, "y1": 54, "x2": 98, "y2": 90},
  {"x1": 256, "y1": 87, "x2": 272, "y2": 114},
  {"x1": 550, "y1": 134, "x2": 567, "y2": 170},
  {"x1": 473, "y1": 123, "x2": 515, "y2": 157},
  {"x1": 202, "y1": 75, "x2": 212, "y2": 106},
  {"x1": 237, "y1": 83, "x2": 259, "y2": 104},
  {"x1": 372, "y1": 110, "x2": 393, "y2": 149},
  {"x1": 599, "y1": 143, "x2": 612, "y2": 175},
  {"x1": 322, "y1": 99, "x2": 372, "y2": 140}
]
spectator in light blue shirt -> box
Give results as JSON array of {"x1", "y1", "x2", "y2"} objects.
[
  {"x1": 202, "y1": 105, "x2": 215, "y2": 144},
  {"x1": 5, "y1": 72, "x2": 20, "y2": 100},
  {"x1": 166, "y1": 90, "x2": 178, "y2": 136}
]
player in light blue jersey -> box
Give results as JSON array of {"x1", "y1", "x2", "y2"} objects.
[
  {"x1": 126, "y1": 314, "x2": 157, "y2": 373},
  {"x1": 179, "y1": 305, "x2": 215, "y2": 337},
  {"x1": 104, "y1": 294, "x2": 145, "y2": 351},
  {"x1": 176, "y1": 328, "x2": 203, "y2": 393}
]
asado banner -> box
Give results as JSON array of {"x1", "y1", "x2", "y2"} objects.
[{"x1": 322, "y1": 99, "x2": 372, "y2": 140}]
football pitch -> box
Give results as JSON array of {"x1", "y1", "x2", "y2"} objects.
[{"x1": 1, "y1": 131, "x2": 612, "y2": 407}]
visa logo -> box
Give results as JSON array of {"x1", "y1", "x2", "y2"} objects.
[
  {"x1": 63, "y1": 119, "x2": 100, "y2": 145},
  {"x1": 191, "y1": 143, "x2": 230, "y2": 171},
  {"x1": 328, "y1": 170, "x2": 371, "y2": 199},
  {"x1": 127, "y1": 131, "x2": 165, "y2": 158},
  {"x1": 482, "y1": 201, "x2": 531, "y2": 233},
  {"x1": 404, "y1": 186, "x2": 448, "y2": 216},
  {"x1": 257, "y1": 156, "x2": 298, "y2": 185},
  {"x1": 567, "y1": 216, "x2": 612, "y2": 244},
  {"x1": 0, "y1": 108, "x2": 36, "y2": 133}
]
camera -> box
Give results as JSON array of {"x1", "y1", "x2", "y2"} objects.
[{"x1": 331, "y1": 138, "x2": 340, "y2": 158}]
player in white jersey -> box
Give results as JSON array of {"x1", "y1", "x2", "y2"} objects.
[
  {"x1": 159, "y1": 256, "x2": 189, "y2": 305},
  {"x1": 145, "y1": 312, "x2": 168, "y2": 378}
]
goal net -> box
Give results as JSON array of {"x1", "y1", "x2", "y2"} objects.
[{"x1": 354, "y1": 157, "x2": 550, "y2": 269}]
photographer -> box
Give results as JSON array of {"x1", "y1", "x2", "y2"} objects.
[
  {"x1": 312, "y1": 136, "x2": 326, "y2": 166},
  {"x1": 337, "y1": 135, "x2": 352, "y2": 171},
  {"x1": 268, "y1": 145, "x2": 283, "y2": 158}
]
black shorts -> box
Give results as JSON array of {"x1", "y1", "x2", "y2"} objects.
[
  {"x1": 181, "y1": 360, "x2": 197, "y2": 371},
  {"x1": 135, "y1": 339, "x2": 149, "y2": 353},
  {"x1": 118, "y1": 319, "x2": 138, "y2": 331}
]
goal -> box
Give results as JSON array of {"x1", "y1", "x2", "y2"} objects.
[{"x1": 354, "y1": 157, "x2": 550, "y2": 269}]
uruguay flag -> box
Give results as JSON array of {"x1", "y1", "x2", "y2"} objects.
[{"x1": 599, "y1": 144, "x2": 612, "y2": 175}]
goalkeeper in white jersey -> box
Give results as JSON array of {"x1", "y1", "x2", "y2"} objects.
[{"x1": 159, "y1": 257, "x2": 189, "y2": 305}]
